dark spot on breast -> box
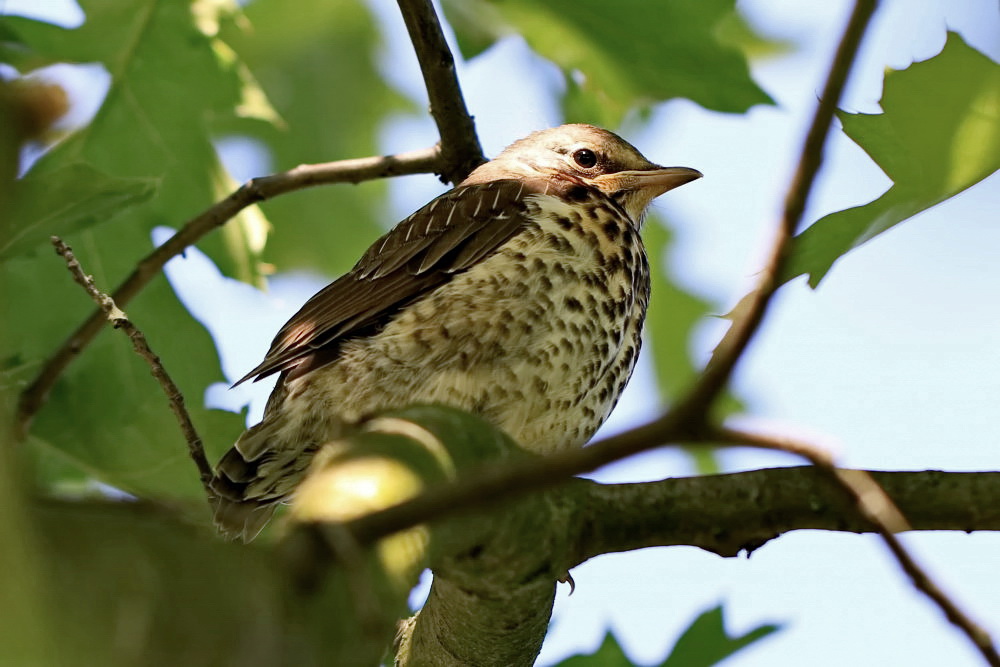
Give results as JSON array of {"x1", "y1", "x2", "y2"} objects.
[
  {"x1": 621, "y1": 226, "x2": 636, "y2": 247},
  {"x1": 564, "y1": 296, "x2": 584, "y2": 312},
  {"x1": 602, "y1": 219, "x2": 621, "y2": 241},
  {"x1": 555, "y1": 216, "x2": 574, "y2": 231},
  {"x1": 546, "y1": 233, "x2": 573, "y2": 253},
  {"x1": 581, "y1": 271, "x2": 602, "y2": 288},
  {"x1": 604, "y1": 253, "x2": 624, "y2": 273}
]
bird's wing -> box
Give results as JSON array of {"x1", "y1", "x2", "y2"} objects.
[{"x1": 236, "y1": 178, "x2": 538, "y2": 385}]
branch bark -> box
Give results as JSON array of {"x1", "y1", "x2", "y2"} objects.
[
  {"x1": 397, "y1": 0, "x2": 486, "y2": 184},
  {"x1": 565, "y1": 468, "x2": 1000, "y2": 564}
]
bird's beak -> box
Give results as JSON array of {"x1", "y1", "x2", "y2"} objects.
[
  {"x1": 595, "y1": 166, "x2": 703, "y2": 198},
  {"x1": 592, "y1": 166, "x2": 702, "y2": 222}
]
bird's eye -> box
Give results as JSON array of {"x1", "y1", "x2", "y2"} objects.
[{"x1": 572, "y1": 148, "x2": 598, "y2": 169}]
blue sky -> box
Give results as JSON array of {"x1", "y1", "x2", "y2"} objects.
[{"x1": 9, "y1": 0, "x2": 1000, "y2": 664}]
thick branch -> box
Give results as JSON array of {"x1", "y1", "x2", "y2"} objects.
[
  {"x1": 397, "y1": 0, "x2": 485, "y2": 183},
  {"x1": 16, "y1": 147, "x2": 441, "y2": 437},
  {"x1": 565, "y1": 468, "x2": 1000, "y2": 564}
]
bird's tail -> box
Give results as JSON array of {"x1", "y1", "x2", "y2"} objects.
[{"x1": 209, "y1": 418, "x2": 317, "y2": 542}]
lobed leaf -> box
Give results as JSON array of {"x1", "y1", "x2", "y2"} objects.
[{"x1": 785, "y1": 33, "x2": 1000, "y2": 286}]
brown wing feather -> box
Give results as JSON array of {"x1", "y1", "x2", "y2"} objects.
[{"x1": 235, "y1": 179, "x2": 539, "y2": 385}]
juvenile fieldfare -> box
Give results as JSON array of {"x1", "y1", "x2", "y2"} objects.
[{"x1": 210, "y1": 124, "x2": 701, "y2": 540}]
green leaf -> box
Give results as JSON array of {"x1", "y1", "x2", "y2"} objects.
[
  {"x1": 0, "y1": 16, "x2": 70, "y2": 71},
  {"x1": 0, "y1": 163, "x2": 157, "y2": 260},
  {"x1": 661, "y1": 604, "x2": 781, "y2": 667},
  {"x1": 785, "y1": 33, "x2": 1000, "y2": 287},
  {"x1": 554, "y1": 604, "x2": 780, "y2": 666},
  {"x1": 3, "y1": 0, "x2": 262, "y2": 501},
  {"x1": 442, "y1": 0, "x2": 773, "y2": 127},
  {"x1": 554, "y1": 631, "x2": 635, "y2": 666},
  {"x1": 218, "y1": 0, "x2": 411, "y2": 275}
]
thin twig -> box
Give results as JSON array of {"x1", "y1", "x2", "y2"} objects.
[
  {"x1": 713, "y1": 426, "x2": 1000, "y2": 667},
  {"x1": 677, "y1": 0, "x2": 879, "y2": 419},
  {"x1": 50, "y1": 236, "x2": 215, "y2": 494},
  {"x1": 397, "y1": 0, "x2": 485, "y2": 184},
  {"x1": 16, "y1": 147, "x2": 442, "y2": 437}
]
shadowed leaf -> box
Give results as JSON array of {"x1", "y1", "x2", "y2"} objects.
[
  {"x1": 0, "y1": 164, "x2": 156, "y2": 260},
  {"x1": 442, "y1": 0, "x2": 773, "y2": 127}
]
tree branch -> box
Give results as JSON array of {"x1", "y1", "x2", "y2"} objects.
[
  {"x1": 49, "y1": 236, "x2": 214, "y2": 494},
  {"x1": 16, "y1": 147, "x2": 441, "y2": 437},
  {"x1": 677, "y1": 0, "x2": 879, "y2": 418},
  {"x1": 397, "y1": 0, "x2": 485, "y2": 184},
  {"x1": 566, "y1": 468, "x2": 1000, "y2": 563},
  {"x1": 712, "y1": 427, "x2": 1000, "y2": 666}
]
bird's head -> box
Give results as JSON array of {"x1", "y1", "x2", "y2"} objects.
[{"x1": 463, "y1": 124, "x2": 702, "y2": 223}]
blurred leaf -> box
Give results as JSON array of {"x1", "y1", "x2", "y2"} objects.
[
  {"x1": 661, "y1": 604, "x2": 781, "y2": 666},
  {"x1": 645, "y1": 216, "x2": 742, "y2": 428},
  {"x1": 554, "y1": 604, "x2": 779, "y2": 666},
  {"x1": 0, "y1": 16, "x2": 69, "y2": 70},
  {"x1": 30, "y1": 499, "x2": 407, "y2": 666},
  {"x1": 713, "y1": 9, "x2": 793, "y2": 60},
  {"x1": 0, "y1": 441, "x2": 59, "y2": 666},
  {"x1": 785, "y1": 33, "x2": 1000, "y2": 287},
  {"x1": 13, "y1": 0, "x2": 269, "y2": 282},
  {"x1": 0, "y1": 163, "x2": 156, "y2": 260},
  {"x1": 442, "y1": 0, "x2": 773, "y2": 127},
  {"x1": 218, "y1": 0, "x2": 411, "y2": 275},
  {"x1": 3, "y1": 0, "x2": 259, "y2": 500},
  {"x1": 554, "y1": 631, "x2": 635, "y2": 666}
]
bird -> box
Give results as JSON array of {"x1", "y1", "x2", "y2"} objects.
[{"x1": 209, "y1": 124, "x2": 701, "y2": 540}]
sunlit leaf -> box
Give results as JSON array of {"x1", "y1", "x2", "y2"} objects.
[{"x1": 786, "y1": 33, "x2": 1000, "y2": 286}]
